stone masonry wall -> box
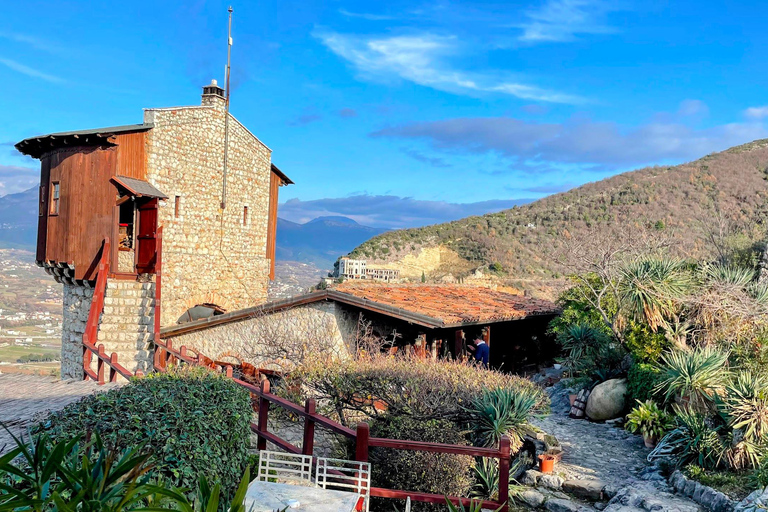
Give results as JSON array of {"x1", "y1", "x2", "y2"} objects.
[
  {"x1": 96, "y1": 280, "x2": 155, "y2": 377},
  {"x1": 144, "y1": 95, "x2": 272, "y2": 326},
  {"x1": 61, "y1": 284, "x2": 93, "y2": 380},
  {"x1": 166, "y1": 302, "x2": 356, "y2": 370}
]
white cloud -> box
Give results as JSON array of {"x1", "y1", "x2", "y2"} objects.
[
  {"x1": 338, "y1": 9, "x2": 395, "y2": 21},
  {"x1": 518, "y1": 0, "x2": 623, "y2": 43},
  {"x1": 0, "y1": 57, "x2": 65, "y2": 83},
  {"x1": 677, "y1": 99, "x2": 709, "y2": 117},
  {"x1": 372, "y1": 116, "x2": 768, "y2": 167},
  {"x1": 314, "y1": 30, "x2": 584, "y2": 104},
  {"x1": 744, "y1": 106, "x2": 768, "y2": 119}
]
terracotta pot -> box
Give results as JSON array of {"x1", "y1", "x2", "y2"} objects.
[
  {"x1": 569, "y1": 394, "x2": 578, "y2": 407},
  {"x1": 643, "y1": 436, "x2": 657, "y2": 449},
  {"x1": 539, "y1": 454, "x2": 555, "y2": 473}
]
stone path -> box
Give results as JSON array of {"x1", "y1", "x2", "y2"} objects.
[
  {"x1": 528, "y1": 384, "x2": 703, "y2": 512},
  {"x1": 0, "y1": 373, "x2": 120, "y2": 453}
]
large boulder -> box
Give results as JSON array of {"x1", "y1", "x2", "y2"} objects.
[{"x1": 585, "y1": 379, "x2": 627, "y2": 421}]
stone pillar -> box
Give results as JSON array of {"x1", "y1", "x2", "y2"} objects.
[{"x1": 61, "y1": 284, "x2": 93, "y2": 380}]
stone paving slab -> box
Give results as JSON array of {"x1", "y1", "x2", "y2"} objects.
[{"x1": 0, "y1": 373, "x2": 120, "y2": 453}]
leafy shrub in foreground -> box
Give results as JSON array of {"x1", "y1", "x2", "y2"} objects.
[
  {"x1": 35, "y1": 366, "x2": 252, "y2": 503},
  {"x1": 369, "y1": 416, "x2": 473, "y2": 512},
  {"x1": 624, "y1": 322, "x2": 670, "y2": 363},
  {"x1": 625, "y1": 400, "x2": 675, "y2": 442}
]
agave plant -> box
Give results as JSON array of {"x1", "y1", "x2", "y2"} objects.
[
  {"x1": 469, "y1": 457, "x2": 525, "y2": 501},
  {"x1": 444, "y1": 497, "x2": 502, "y2": 512},
  {"x1": 469, "y1": 387, "x2": 539, "y2": 449},
  {"x1": 748, "y1": 282, "x2": 768, "y2": 306},
  {"x1": 556, "y1": 324, "x2": 621, "y2": 376},
  {"x1": 656, "y1": 347, "x2": 730, "y2": 413},
  {"x1": 673, "y1": 406, "x2": 727, "y2": 470},
  {"x1": 618, "y1": 258, "x2": 692, "y2": 331},
  {"x1": 716, "y1": 371, "x2": 768, "y2": 469}
]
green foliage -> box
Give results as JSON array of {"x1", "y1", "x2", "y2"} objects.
[
  {"x1": 488, "y1": 262, "x2": 504, "y2": 274},
  {"x1": 656, "y1": 347, "x2": 730, "y2": 413},
  {"x1": 547, "y1": 278, "x2": 617, "y2": 339},
  {"x1": 703, "y1": 263, "x2": 756, "y2": 287},
  {"x1": 36, "y1": 366, "x2": 252, "y2": 504},
  {"x1": 369, "y1": 416, "x2": 473, "y2": 512},
  {"x1": 625, "y1": 400, "x2": 675, "y2": 441},
  {"x1": 618, "y1": 258, "x2": 691, "y2": 331},
  {"x1": 674, "y1": 406, "x2": 727, "y2": 470},
  {"x1": 444, "y1": 497, "x2": 502, "y2": 512},
  {"x1": 720, "y1": 371, "x2": 768, "y2": 442},
  {"x1": 556, "y1": 324, "x2": 625, "y2": 377},
  {"x1": 751, "y1": 460, "x2": 768, "y2": 490},
  {"x1": 469, "y1": 387, "x2": 539, "y2": 450},
  {"x1": 627, "y1": 363, "x2": 663, "y2": 403},
  {"x1": 16, "y1": 353, "x2": 58, "y2": 363},
  {"x1": 623, "y1": 322, "x2": 671, "y2": 363},
  {"x1": 0, "y1": 428, "x2": 254, "y2": 512},
  {"x1": 469, "y1": 457, "x2": 524, "y2": 502},
  {"x1": 421, "y1": 271, "x2": 426, "y2": 283},
  {"x1": 685, "y1": 465, "x2": 756, "y2": 501}
]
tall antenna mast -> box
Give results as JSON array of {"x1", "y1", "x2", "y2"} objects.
[{"x1": 221, "y1": 5, "x2": 233, "y2": 210}]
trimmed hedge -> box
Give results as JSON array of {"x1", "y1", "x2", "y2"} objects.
[
  {"x1": 36, "y1": 366, "x2": 252, "y2": 502},
  {"x1": 368, "y1": 416, "x2": 473, "y2": 512}
]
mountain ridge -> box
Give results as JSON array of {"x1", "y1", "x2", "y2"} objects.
[{"x1": 349, "y1": 139, "x2": 768, "y2": 287}]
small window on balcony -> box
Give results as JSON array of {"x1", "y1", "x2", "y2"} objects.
[{"x1": 50, "y1": 182, "x2": 60, "y2": 215}]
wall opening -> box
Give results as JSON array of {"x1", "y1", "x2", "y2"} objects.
[
  {"x1": 174, "y1": 196, "x2": 181, "y2": 218},
  {"x1": 177, "y1": 303, "x2": 227, "y2": 324},
  {"x1": 243, "y1": 206, "x2": 248, "y2": 225},
  {"x1": 50, "y1": 182, "x2": 60, "y2": 215}
]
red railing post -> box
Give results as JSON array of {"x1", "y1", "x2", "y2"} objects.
[
  {"x1": 226, "y1": 365, "x2": 233, "y2": 378},
  {"x1": 302, "y1": 398, "x2": 316, "y2": 456},
  {"x1": 109, "y1": 353, "x2": 118, "y2": 382},
  {"x1": 355, "y1": 422, "x2": 370, "y2": 462},
  {"x1": 83, "y1": 344, "x2": 92, "y2": 380},
  {"x1": 166, "y1": 339, "x2": 174, "y2": 366},
  {"x1": 498, "y1": 436, "x2": 511, "y2": 512},
  {"x1": 257, "y1": 379, "x2": 271, "y2": 451},
  {"x1": 97, "y1": 345, "x2": 106, "y2": 385}
]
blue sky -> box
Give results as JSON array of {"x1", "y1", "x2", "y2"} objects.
[{"x1": 2, "y1": 0, "x2": 768, "y2": 228}]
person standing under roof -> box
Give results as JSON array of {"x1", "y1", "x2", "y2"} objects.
[{"x1": 468, "y1": 336, "x2": 489, "y2": 368}]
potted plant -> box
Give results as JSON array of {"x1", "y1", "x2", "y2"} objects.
[{"x1": 625, "y1": 399, "x2": 674, "y2": 448}]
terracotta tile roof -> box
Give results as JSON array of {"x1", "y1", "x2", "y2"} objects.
[{"x1": 333, "y1": 283, "x2": 559, "y2": 326}]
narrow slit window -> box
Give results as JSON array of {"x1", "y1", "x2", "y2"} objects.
[
  {"x1": 39, "y1": 185, "x2": 46, "y2": 216},
  {"x1": 174, "y1": 196, "x2": 180, "y2": 218},
  {"x1": 50, "y1": 182, "x2": 60, "y2": 215},
  {"x1": 243, "y1": 206, "x2": 248, "y2": 225}
]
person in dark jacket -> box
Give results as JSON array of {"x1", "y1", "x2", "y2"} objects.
[{"x1": 469, "y1": 336, "x2": 489, "y2": 368}]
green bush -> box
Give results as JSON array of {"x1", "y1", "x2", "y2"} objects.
[
  {"x1": 36, "y1": 366, "x2": 252, "y2": 503},
  {"x1": 624, "y1": 322, "x2": 670, "y2": 363},
  {"x1": 369, "y1": 416, "x2": 473, "y2": 512},
  {"x1": 656, "y1": 347, "x2": 730, "y2": 413},
  {"x1": 625, "y1": 400, "x2": 675, "y2": 442},
  {"x1": 469, "y1": 387, "x2": 539, "y2": 450},
  {"x1": 627, "y1": 363, "x2": 663, "y2": 403}
]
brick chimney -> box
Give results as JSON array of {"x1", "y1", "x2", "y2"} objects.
[{"x1": 201, "y1": 79, "x2": 226, "y2": 109}]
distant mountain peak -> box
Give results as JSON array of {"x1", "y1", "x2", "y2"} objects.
[{"x1": 306, "y1": 216, "x2": 360, "y2": 226}]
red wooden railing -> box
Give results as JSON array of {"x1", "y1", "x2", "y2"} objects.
[
  {"x1": 81, "y1": 237, "x2": 141, "y2": 384},
  {"x1": 152, "y1": 339, "x2": 512, "y2": 511}
]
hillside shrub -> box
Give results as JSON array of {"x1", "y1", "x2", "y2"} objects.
[
  {"x1": 627, "y1": 363, "x2": 663, "y2": 403},
  {"x1": 369, "y1": 416, "x2": 473, "y2": 512},
  {"x1": 288, "y1": 356, "x2": 549, "y2": 426},
  {"x1": 469, "y1": 386, "x2": 540, "y2": 450},
  {"x1": 35, "y1": 366, "x2": 252, "y2": 502},
  {"x1": 656, "y1": 347, "x2": 730, "y2": 413}
]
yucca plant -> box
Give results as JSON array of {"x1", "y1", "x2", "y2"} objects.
[
  {"x1": 625, "y1": 400, "x2": 676, "y2": 446},
  {"x1": 469, "y1": 457, "x2": 524, "y2": 501},
  {"x1": 716, "y1": 371, "x2": 768, "y2": 469},
  {"x1": 444, "y1": 497, "x2": 502, "y2": 512},
  {"x1": 619, "y1": 258, "x2": 692, "y2": 331},
  {"x1": 556, "y1": 324, "x2": 622, "y2": 376},
  {"x1": 702, "y1": 263, "x2": 756, "y2": 287},
  {"x1": 469, "y1": 388, "x2": 539, "y2": 450},
  {"x1": 673, "y1": 406, "x2": 727, "y2": 470},
  {"x1": 748, "y1": 282, "x2": 768, "y2": 306},
  {"x1": 656, "y1": 347, "x2": 730, "y2": 413}
]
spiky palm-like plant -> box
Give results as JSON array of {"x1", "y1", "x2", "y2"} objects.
[
  {"x1": 748, "y1": 282, "x2": 768, "y2": 306},
  {"x1": 656, "y1": 346, "x2": 730, "y2": 413},
  {"x1": 703, "y1": 263, "x2": 756, "y2": 287},
  {"x1": 469, "y1": 387, "x2": 539, "y2": 450},
  {"x1": 619, "y1": 258, "x2": 692, "y2": 331}
]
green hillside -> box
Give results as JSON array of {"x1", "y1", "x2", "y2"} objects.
[{"x1": 350, "y1": 139, "x2": 768, "y2": 278}]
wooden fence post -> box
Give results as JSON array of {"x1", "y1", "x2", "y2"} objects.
[
  {"x1": 355, "y1": 422, "x2": 370, "y2": 462},
  {"x1": 302, "y1": 398, "x2": 316, "y2": 456},
  {"x1": 257, "y1": 379, "x2": 271, "y2": 451},
  {"x1": 498, "y1": 435, "x2": 511, "y2": 512},
  {"x1": 96, "y1": 346, "x2": 105, "y2": 385},
  {"x1": 109, "y1": 353, "x2": 118, "y2": 382}
]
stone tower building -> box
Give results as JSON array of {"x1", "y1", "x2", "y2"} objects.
[{"x1": 16, "y1": 81, "x2": 292, "y2": 379}]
